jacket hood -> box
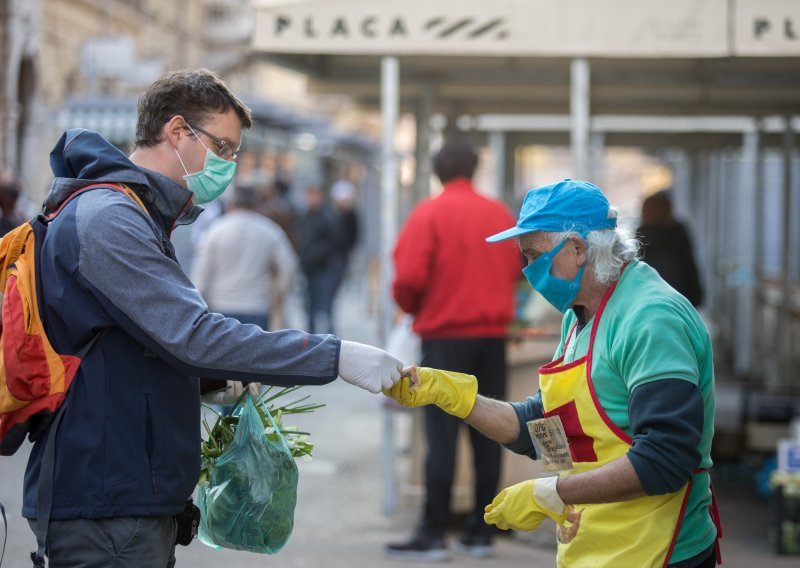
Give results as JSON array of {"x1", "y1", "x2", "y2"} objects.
[{"x1": 44, "y1": 129, "x2": 201, "y2": 228}]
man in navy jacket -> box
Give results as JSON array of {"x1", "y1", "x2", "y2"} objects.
[{"x1": 24, "y1": 68, "x2": 402, "y2": 567}]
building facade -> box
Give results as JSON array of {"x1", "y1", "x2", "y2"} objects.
[{"x1": 1, "y1": 0, "x2": 207, "y2": 202}]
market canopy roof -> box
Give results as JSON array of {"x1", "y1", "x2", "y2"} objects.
[{"x1": 252, "y1": 0, "x2": 800, "y2": 118}]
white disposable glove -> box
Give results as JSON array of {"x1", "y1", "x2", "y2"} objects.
[
  {"x1": 338, "y1": 340, "x2": 403, "y2": 394},
  {"x1": 201, "y1": 380, "x2": 261, "y2": 405}
]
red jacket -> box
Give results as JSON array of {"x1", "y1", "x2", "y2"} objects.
[{"x1": 392, "y1": 178, "x2": 522, "y2": 339}]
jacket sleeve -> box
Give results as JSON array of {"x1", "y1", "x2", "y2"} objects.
[
  {"x1": 627, "y1": 379, "x2": 704, "y2": 495},
  {"x1": 392, "y1": 208, "x2": 434, "y2": 314},
  {"x1": 503, "y1": 392, "x2": 544, "y2": 459},
  {"x1": 76, "y1": 193, "x2": 339, "y2": 385}
]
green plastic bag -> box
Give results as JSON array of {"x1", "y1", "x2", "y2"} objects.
[{"x1": 197, "y1": 394, "x2": 299, "y2": 554}]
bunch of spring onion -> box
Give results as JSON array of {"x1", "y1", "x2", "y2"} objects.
[{"x1": 199, "y1": 385, "x2": 324, "y2": 486}]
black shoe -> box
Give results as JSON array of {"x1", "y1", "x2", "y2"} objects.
[
  {"x1": 385, "y1": 534, "x2": 450, "y2": 562},
  {"x1": 453, "y1": 532, "x2": 494, "y2": 559}
]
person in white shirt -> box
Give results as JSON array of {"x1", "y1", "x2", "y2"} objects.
[{"x1": 192, "y1": 183, "x2": 297, "y2": 330}]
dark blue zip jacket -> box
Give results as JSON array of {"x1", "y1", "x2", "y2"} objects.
[{"x1": 22, "y1": 129, "x2": 340, "y2": 520}]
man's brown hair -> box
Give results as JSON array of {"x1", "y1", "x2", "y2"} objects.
[{"x1": 134, "y1": 68, "x2": 253, "y2": 148}]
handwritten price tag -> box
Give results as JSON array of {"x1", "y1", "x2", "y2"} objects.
[{"x1": 527, "y1": 416, "x2": 574, "y2": 472}]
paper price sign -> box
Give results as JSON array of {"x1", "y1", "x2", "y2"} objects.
[{"x1": 526, "y1": 416, "x2": 574, "y2": 472}]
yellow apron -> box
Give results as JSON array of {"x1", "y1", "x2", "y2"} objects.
[{"x1": 538, "y1": 277, "x2": 719, "y2": 568}]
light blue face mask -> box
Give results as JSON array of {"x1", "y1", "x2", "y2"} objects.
[
  {"x1": 175, "y1": 127, "x2": 237, "y2": 204},
  {"x1": 522, "y1": 237, "x2": 585, "y2": 313}
]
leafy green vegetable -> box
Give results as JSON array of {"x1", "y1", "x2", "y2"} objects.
[
  {"x1": 199, "y1": 385, "x2": 324, "y2": 486},
  {"x1": 197, "y1": 387, "x2": 324, "y2": 554}
]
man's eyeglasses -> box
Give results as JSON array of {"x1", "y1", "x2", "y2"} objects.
[{"x1": 186, "y1": 123, "x2": 239, "y2": 161}]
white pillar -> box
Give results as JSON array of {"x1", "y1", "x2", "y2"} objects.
[
  {"x1": 413, "y1": 84, "x2": 434, "y2": 204},
  {"x1": 570, "y1": 58, "x2": 590, "y2": 180},
  {"x1": 589, "y1": 131, "x2": 605, "y2": 185},
  {"x1": 667, "y1": 149, "x2": 692, "y2": 221},
  {"x1": 488, "y1": 130, "x2": 506, "y2": 200},
  {"x1": 380, "y1": 55, "x2": 400, "y2": 516}
]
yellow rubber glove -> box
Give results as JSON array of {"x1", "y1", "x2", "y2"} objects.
[
  {"x1": 484, "y1": 477, "x2": 568, "y2": 531},
  {"x1": 382, "y1": 366, "x2": 478, "y2": 419}
]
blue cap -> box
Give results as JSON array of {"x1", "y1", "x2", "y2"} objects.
[{"x1": 486, "y1": 179, "x2": 616, "y2": 242}]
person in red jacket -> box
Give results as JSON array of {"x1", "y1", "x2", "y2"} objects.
[{"x1": 386, "y1": 140, "x2": 521, "y2": 560}]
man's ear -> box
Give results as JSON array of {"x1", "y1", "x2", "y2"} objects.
[{"x1": 164, "y1": 115, "x2": 187, "y2": 148}]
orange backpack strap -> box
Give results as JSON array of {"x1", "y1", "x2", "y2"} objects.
[
  {"x1": 118, "y1": 183, "x2": 148, "y2": 212},
  {"x1": 45, "y1": 182, "x2": 149, "y2": 221},
  {"x1": 0, "y1": 222, "x2": 34, "y2": 295}
]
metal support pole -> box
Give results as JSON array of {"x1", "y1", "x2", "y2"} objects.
[
  {"x1": 413, "y1": 84, "x2": 434, "y2": 205},
  {"x1": 720, "y1": 150, "x2": 736, "y2": 338},
  {"x1": 380, "y1": 55, "x2": 400, "y2": 516},
  {"x1": 589, "y1": 131, "x2": 605, "y2": 186},
  {"x1": 752, "y1": 120, "x2": 765, "y2": 379},
  {"x1": 488, "y1": 130, "x2": 506, "y2": 200},
  {"x1": 502, "y1": 135, "x2": 517, "y2": 208},
  {"x1": 708, "y1": 151, "x2": 724, "y2": 321},
  {"x1": 778, "y1": 114, "x2": 794, "y2": 393},
  {"x1": 669, "y1": 149, "x2": 692, "y2": 221},
  {"x1": 570, "y1": 58, "x2": 590, "y2": 180},
  {"x1": 734, "y1": 129, "x2": 759, "y2": 377}
]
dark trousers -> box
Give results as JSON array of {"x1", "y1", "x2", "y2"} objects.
[
  {"x1": 29, "y1": 516, "x2": 176, "y2": 568},
  {"x1": 419, "y1": 337, "x2": 507, "y2": 538},
  {"x1": 668, "y1": 543, "x2": 718, "y2": 568},
  {"x1": 304, "y1": 266, "x2": 337, "y2": 335}
]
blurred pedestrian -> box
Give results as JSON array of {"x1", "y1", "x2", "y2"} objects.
[
  {"x1": 637, "y1": 190, "x2": 703, "y2": 307},
  {"x1": 330, "y1": 179, "x2": 360, "y2": 292},
  {"x1": 257, "y1": 177, "x2": 300, "y2": 252},
  {"x1": 386, "y1": 140, "x2": 521, "y2": 560},
  {"x1": 192, "y1": 183, "x2": 297, "y2": 330},
  {"x1": 20, "y1": 68, "x2": 403, "y2": 568},
  {"x1": 297, "y1": 185, "x2": 340, "y2": 334},
  {"x1": 0, "y1": 170, "x2": 27, "y2": 236}
]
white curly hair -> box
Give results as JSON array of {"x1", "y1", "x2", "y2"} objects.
[{"x1": 541, "y1": 207, "x2": 640, "y2": 284}]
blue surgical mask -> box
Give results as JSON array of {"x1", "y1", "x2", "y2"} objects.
[
  {"x1": 522, "y1": 238, "x2": 585, "y2": 313},
  {"x1": 174, "y1": 128, "x2": 237, "y2": 204}
]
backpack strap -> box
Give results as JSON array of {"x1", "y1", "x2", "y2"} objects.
[
  {"x1": 29, "y1": 326, "x2": 110, "y2": 568},
  {"x1": 31, "y1": 400, "x2": 62, "y2": 567},
  {"x1": 30, "y1": 184, "x2": 136, "y2": 567},
  {"x1": 45, "y1": 182, "x2": 148, "y2": 221},
  {"x1": 34, "y1": 182, "x2": 150, "y2": 332},
  {"x1": 48, "y1": 183, "x2": 173, "y2": 258},
  {"x1": 29, "y1": 328, "x2": 109, "y2": 568},
  {"x1": 1, "y1": 500, "x2": 7, "y2": 567}
]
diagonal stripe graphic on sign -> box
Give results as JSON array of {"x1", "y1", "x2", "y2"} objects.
[
  {"x1": 425, "y1": 17, "x2": 444, "y2": 31},
  {"x1": 469, "y1": 18, "x2": 506, "y2": 39},
  {"x1": 438, "y1": 18, "x2": 474, "y2": 38}
]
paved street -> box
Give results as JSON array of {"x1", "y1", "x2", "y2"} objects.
[{"x1": 1, "y1": 285, "x2": 798, "y2": 566}]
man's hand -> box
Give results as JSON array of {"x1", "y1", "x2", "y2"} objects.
[
  {"x1": 382, "y1": 366, "x2": 478, "y2": 419},
  {"x1": 338, "y1": 340, "x2": 403, "y2": 394},
  {"x1": 201, "y1": 380, "x2": 261, "y2": 405},
  {"x1": 484, "y1": 477, "x2": 567, "y2": 531}
]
